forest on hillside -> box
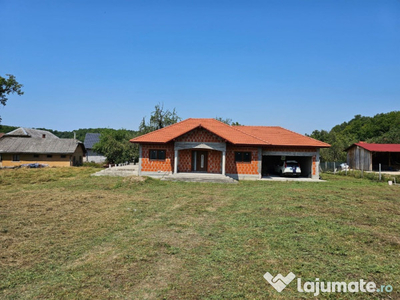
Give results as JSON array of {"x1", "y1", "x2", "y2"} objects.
[{"x1": 308, "y1": 111, "x2": 400, "y2": 162}]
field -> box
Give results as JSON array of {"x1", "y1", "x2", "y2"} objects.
[{"x1": 0, "y1": 168, "x2": 399, "y2": 299}]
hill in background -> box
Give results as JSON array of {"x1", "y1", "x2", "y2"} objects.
[{"x1": 308, "y1": 111, "x2": 400, "y2": 162}]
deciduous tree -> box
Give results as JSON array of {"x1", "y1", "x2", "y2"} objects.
[{"x1": 0, "y1": 74, "x2": 24, "y2": 122}]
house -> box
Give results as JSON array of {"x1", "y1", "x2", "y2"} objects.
[
  {"x1": 84, "y1": 133, "x2": 106, "y2": 163},
  {"x1": 345, "y1": 141, "x2": 400, "y2": 171},
  {"x1": 0, "y1": 127, "x2": 86, "y2": 167},
  {"x1": 130, "y1": 118, "x2": 330, "y2": 180}
]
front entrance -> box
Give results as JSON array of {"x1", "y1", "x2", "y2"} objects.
[{"x1": 192, "y1": 150, "x2": 208, "y2": 172}]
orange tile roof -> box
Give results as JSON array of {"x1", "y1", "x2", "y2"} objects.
[
  {"x1": 130, "y1": 118, "x2": 330, "y2": 148},
  {"x1": 235, "y1": 126, "x2": 330, "y2": 147}
]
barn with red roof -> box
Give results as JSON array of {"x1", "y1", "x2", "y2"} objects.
[
  {"x1": 345, "y1": 141, "x2": 400, "y2": 171},
  {"x1": 130, "y1": 118, "x2": 330, "y2": 180}
]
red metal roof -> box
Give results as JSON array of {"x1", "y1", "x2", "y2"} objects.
[
  {"x1": 347, "y1": 141, "x2": 400, "y2": 152},
  {"x1": 130, "y1": 118, "x2": 330, "y2": 148}
]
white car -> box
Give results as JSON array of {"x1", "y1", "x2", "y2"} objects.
[{"x1": 274, "y1": 160, "x2": 301, "y2": 176}]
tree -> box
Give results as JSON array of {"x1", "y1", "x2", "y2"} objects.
[
  {"x1": 308, "y1": 111, "x2": 400, "y2": 162},
  {"x1": 138, "y1": 104, "x2": 181, "y2": 135},
  {"x1": 215, "y1": 117, "x2": 241, "y2": 126},
  {"x1": 93, "y1": 129, "x2": 136, "y2": 164},
  {"x1": 0, "y1": 74, "x2": 24, "y2": 122}
]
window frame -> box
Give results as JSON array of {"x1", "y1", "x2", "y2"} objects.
[
  {"x1": 149, "y1": 149, "x2": 166, "y2": 161},
  {"x1": 13, "y1": 154, "x2": 20, "y2": 162},
  {"x1": 47, "y1": 154, "x2": 53, "y2": 158},
  {"x1": 234, "y1": 151, "x2": 252, "y2": 163}
]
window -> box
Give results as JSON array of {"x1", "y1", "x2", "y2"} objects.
[
  {"x1": 13, "y1": 154, "x2": 20, "y2": 162},
  {"x1": 33, "y1": 154, "x2": 39, "y2": 158},
  {"x1": 149, "y1": 149, "x2": 166, "y2": 160},
  {"x1": 61, "y1": 155, "x2": 66, "y2": 158},
  {"x1": 47, "y1": 155, "x2": 53, "y2": 158},
  {"x1": 235, "y1": 151, "x2": 251, "y2": 162}
]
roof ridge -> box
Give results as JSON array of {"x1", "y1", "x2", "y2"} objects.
[
  {"x1": 276, "y1": 126, "x2": 331, "y2": 147},
  {"x1": 202, "y1": 119, "x2": 268, "y2": 144},
  {"x1": 239, "y1": 125, "x2": 280, "y2": 128},
  {"x1": 199, "y1": 119, "x2": 236, "y2": 143},
  {"x1": 131, "y1": 118, "x2": 193, "y2": 141},
  {"x1": 231, "y1": 125, "x2": 270, "y2": 144}
]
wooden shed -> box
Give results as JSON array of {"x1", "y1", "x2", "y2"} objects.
[{"x1": 345, "y1": 142, "x2": 400, "y2": 171}]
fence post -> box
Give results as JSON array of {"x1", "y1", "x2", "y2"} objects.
[
  {"x1": 333, "y1": 162, "x2": 336, "y2": 174},
  {"x1": 379, "y1": 163, "x2": 381, "y2": 181}
]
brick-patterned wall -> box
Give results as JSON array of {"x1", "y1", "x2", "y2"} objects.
[
  {"x1": 208, "y1": 150, "x2": 222, "y2": 173},
  {"x1": 177, "y1": 149, "x2": 222, "y2": 173},
  {"x1": 263, "y1": 146, "x2": 317, "y2": 152},
  {"x1": 178, "y1": 149, "x2": 192, "y2": 172},
  {"x1": 226, "y1": 145, "x2": 259, "y2": 175},
  {"x1": 176, "y1": 127, "x2": 224, "y2": 143},
  {"x1": 141, "y1": 143, "x2": 174, "y2": 172}
]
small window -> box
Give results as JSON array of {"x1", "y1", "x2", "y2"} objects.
[
  {"x1": 61, "y1": 155, "x2": 66, "y2": 158},
  {"x1": 235, "y1": 151, "x2": 251, "y2": 162},
  {"x1": 47, "y1": 155, "x2": 53, "y2": 158},
  {"x1": 149, "y1": 149, "x2": 166, "y2": 160},
  {"x1": 13, "y1": 154, "x2": 20, "y2": 162},
  {"x1": 0, "y1": 154, "x2": 2, "y2": 162},
  {"x1": 158, "y1": 150, "x2": 166, "y2": 160},
  {"x1": 150, "y1": 150, "x2": 157, "y2": 160},
  {"x1": 33, "y1": 154, "x2": 39, "y2": 158},
  {"x1": 243, "y1": 152, "x2": 251, "y2": 162}
]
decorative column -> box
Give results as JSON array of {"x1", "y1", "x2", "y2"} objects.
[
  {"x1": 222, "y1": 150, "x2": 226, "y2": 176},
  {"x1": 174, "y1": 149, "x2": 178, "y2": 174}
]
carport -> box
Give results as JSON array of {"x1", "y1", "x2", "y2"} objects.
[{"x1": 262, "y1": 149, "x2": 318, "y2": 179}]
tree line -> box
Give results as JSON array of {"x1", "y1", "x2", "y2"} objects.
[
  {"x1": 307, "y1": 111, "x2": 400, "y2": 162},
  {"x1": 2, "y1": 74, "x2": 398, "y2": 164}
]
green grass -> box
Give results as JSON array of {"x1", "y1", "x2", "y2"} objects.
[{"x1": 0, "y1": 168, "x2": 399, "y2": 299}]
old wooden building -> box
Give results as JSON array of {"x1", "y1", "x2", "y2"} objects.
[
  {"x1": 345, "y1": 141, "x2": 400, "y2": 171},
  {"x1": 0, "y1": 128, "x2": 86, "y2": 167}
]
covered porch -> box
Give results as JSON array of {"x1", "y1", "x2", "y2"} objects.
[{"x1": 173, "y1": 142, "x2": 226, "y2": 175}]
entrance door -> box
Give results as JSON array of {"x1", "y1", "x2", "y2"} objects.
[{"x1": 193, "y1": 150, "x2": 208, "y2": 172}]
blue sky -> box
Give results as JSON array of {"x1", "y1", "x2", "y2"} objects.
[{"x1": 1, "y1": 0, "x2": 399, "y2": 135}]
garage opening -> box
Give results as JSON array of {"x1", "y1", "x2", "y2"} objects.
[{"x1": 262, "y1": 155, "x2": 312, "y2": 178}]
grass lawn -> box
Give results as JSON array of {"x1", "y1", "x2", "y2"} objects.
[{"x1": 0, "y1": 168, "x2": 399, "y2": 299}]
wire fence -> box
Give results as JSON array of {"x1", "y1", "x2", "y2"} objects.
[
  {"x1": 319, "y1": 161, "x2": 347, "y2": 173},
  {"x1": 320, "y1": 161, "x2": 400, "y2": 183}
]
